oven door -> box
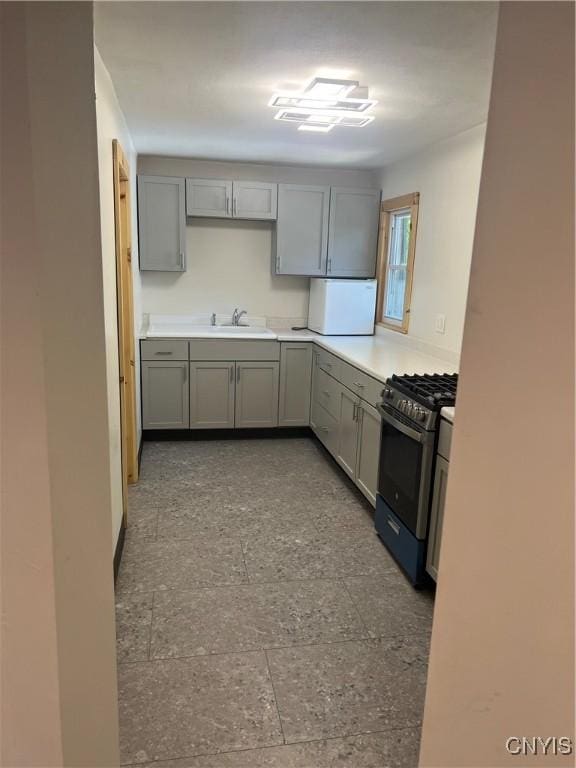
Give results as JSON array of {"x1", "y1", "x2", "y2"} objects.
[{"x1": 377, "y1": 405, "x2": 435, "y2": 539}]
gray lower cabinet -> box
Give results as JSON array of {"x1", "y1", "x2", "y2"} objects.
[
  {"x1": 186, "y1": 178, "x2": 233, "y2": 217},
  {"x1": 310, "y1": 398, "x2": 339, "y2": 455},
  {"x1": 336, "y1": 386, "x2": 361, "y2": 480},
  {"x1": 327, "y1": 187, "x2": 381, "y2": 277},
  {"x1": 189, "y1": 361, "x2": 235, "y2": 429},
  {"x1": 278, "y1": 343, "x2": 313, "y2": 427},
  {"x1": 233, "y1": 181, "x2": 277, "y2": 220},
  {"x1": 138, "y1": 175, "x2": 186, "y2": 271},
  {"x1": 355, "y1": 401, "x2": 381, "y2": 506},
  {"x1": 310, "y1": 347, "x2": 381, "y2": 508},
  {"x1": 426, "y1": 455, "x2": 449, "y2": 582},
  {"x1": 142, "y1": 360, "x2": 189, "y2": 429},
  {"x1": 235, "y1": 362, "x2": 280, "y2": 428},
  {"x1": 276, "y1": 184, "x2": 330, "y2": 276}
]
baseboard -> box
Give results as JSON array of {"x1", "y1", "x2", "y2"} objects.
[
  {"x1": 142, "y1": 426, "x2": 313, "y2": 442},
  {"x1": 113, "y1": 522, "x2": 126, "y2": 585}
]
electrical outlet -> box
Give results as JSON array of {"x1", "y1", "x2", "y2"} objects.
[{"x1": 435, "y1": 314, "x2": 446, "y2": 334}]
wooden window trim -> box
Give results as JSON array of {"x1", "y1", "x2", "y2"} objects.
[{"x1": 376, "y1": 192, "x2": 420, "y2": 334}]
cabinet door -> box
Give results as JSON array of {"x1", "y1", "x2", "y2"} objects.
[
  {"x1": 142, "y1": 361, "x2": 189, "y2": 429},
  {"x1": 355, "y1": 401, "x2": 381, "y2": 507},
  {"x1": 426, "y1": 455, "x2": 449, "y2": 582},
  {"x1": 278, "y1": 343, "x2": 312, "y2": 427},
  {"x1": 235, "y1": 362, "x2": 279, "y2": 428},
  {"x1": 138, "y1": 176, "x2": 186, "y2": 271},
  {"x1": 276, "y1": 184, "x2": 330, "y2": 275},
  {"x1": 336, "y1": 386, "x2": 360, "y2": 480},
  {"x1": 233, "y1": 181, "x2": 277, "y2": 220},
  {"x1": 190, "y1": 362, "x2": 235, "y2": 429},
  {"x1": 186, "y1": 178, "x2": 232, "y2": 217},
  {"x1": 327, "y1": 187, "x2": 381, "y2": 277}
]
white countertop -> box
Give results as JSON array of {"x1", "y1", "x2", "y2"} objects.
[
  {"x1": 143, "y1": 318, "x2": 457, "y2": 385},
  {"x1": 440, "y1": 406, "x2": 455, "y2": 423}
]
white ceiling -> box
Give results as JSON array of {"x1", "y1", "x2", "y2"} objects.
[{"x1": 95, "y1": 1, "x2": 498, "y2": 169}]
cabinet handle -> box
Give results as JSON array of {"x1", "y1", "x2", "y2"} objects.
[
  {"x1": 183, "y1": 366, "x2": 188, "y2": 382},
  {"x1": 230, "y1": 365, "x2": 234, "y2": 382},
  {"x1": 353, "y1": 381, "x2": 365, "y2": 389},
  {"x1": 321, "y1": 426, "x2": 329, "y2": 433},
  {"x1": 226, "y1": 197, "x2": 230, "y2": 215},
  {"x1": 155, "y1": 351, "x2": 172, "y2": 356},
  {"x1": 327, "y1": 257, "x2": 332, "y2": 273},
  {"x1": 233, "y1": 197, "x2": 237, "y2": 216},
  {"x1": 179, "y1": 252, "x2": 184, "y2": 268},
  {"x1": 322, "y1": 390, "x2": 331, "y2": 397},
  {"x1": 353, "y1": 402, "x2": 358, "y2": 421},
  {"x1": 276, "y1": 256, "x2": 280, "y2": 272},
  {"x1": 236, "y1": 366, "x2": 240, "y2": 383}
]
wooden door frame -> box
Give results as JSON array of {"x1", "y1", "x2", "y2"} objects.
[{"x1": 112, "y1": 139, "x2": 138, "y2": 526}]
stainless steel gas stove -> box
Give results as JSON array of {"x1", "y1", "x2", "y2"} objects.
[{"x1": 375, "y1": 373, "x2": 458, "y2": 586}]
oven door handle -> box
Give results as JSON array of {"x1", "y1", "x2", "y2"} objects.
[{"x1": 378, "y1": 406, "x2": 427, "y2": 443}]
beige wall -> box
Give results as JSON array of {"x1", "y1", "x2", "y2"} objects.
[
  {"x1": 376, "y1": 124, "x2": 487, "y2": 357},
  {"x1": 1, "y1": 3, "x2": 120, "y2": 765},
  {"x1": 94, "y1": 47, "x2": 141, "y2": 551},
  {"x1": 420, "y1": 3, "x2": 574, "y2": 766},
  {"x1": 137, "y1": 156, "x2": 376, "y2": 324}
]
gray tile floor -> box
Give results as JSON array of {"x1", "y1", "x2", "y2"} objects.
[{"x1": 116, "y1": 437, "x2": 434, "y2": 767}]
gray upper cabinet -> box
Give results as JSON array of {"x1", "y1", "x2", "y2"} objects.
[
  {"x1": 235, "y1": 361, "x2": 279, "y2": 428},
  {"x1": 138, "y1": 175, "x2": 186, "y2": 271},
  {"x1": 141, "y1": 360, "x2": 189, "y2": 429},
  {"x1": 233, "y1": 181, "x2": 277, "y2": 220},
  {"x1": 186, "y1": 178, "x2": 233, "y2": 218},
  {"x1": 276, "y1": 184, "x2": 330, "y2": 276},
  {"x1": 327, "y1": 187, "x2": 381, "y2": 277},
  {"x1": 190, "y1": 361, "x2": 235, "y2": 429},
  {"x1": 278, "y1": 343, "x2": 313, "y2": 427}
]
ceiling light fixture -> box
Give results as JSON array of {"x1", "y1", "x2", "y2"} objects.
[
  {"x1": 274, "y1": 109, "x2": 374, "y2": 128},
  {"x1": 269, "y1": 76, "x2": 377, "y2": 133},
  {"x1": 298, "y1": 124, "x2": 334, "y2": 133}
]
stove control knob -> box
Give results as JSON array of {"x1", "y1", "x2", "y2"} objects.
[
  {"x1": 405, "y1": 402, "x2": 413, "y2": 417},
  {"x1": 417, "y1": 409, "x2": 427, "y2": 423}
]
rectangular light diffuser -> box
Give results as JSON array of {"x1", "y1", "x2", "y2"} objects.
[
  {"x1": 274, "y1": 109, "x2": 374, "y2": 128},
  {"x1": 269, "y1": 95, "x2": 377, "y2": 113}
]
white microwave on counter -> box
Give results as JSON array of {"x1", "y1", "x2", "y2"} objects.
[{"x1": 307, "y1": 278, "x2": 377, "y2": 335}]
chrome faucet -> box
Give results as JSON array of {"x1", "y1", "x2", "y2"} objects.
[{"x1": 231, "y1": 308, "x2": 248, "y2": 326}]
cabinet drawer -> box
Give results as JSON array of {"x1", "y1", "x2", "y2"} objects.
[
  {"x1": 189, "y1": 340, "x2": 280, "y2": 361},
  {"x1": 310, "y1": 400, "x2": 338, "y2": 456},
  {"x1": 339, "y1": 360, "x2": 383, "y2": 407},
  {"x1": 314, "y1": 367, "x2": 340, "y2": 420},
  {"x1": 141, "y1": 339, "x2": 189, "y2": 361},
  {"x1": 438, "y1": 419, "x2": 453, "y2": 461},
  {"x1": 315, "y1": 346, "x2": 341, "y2": 379}
]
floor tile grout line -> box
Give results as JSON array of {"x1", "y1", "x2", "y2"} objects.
[
  {"x1": 263, "y1": 649, "x2": 287, "y2": 746},
  {"x1": 239, "y1": 537, "x2": 251, "y2": 584},
  {"x1": 115, "y1": 569, "x2": 402, "y2": 597},
  {"x1": 146, "y1": 590, "x2": 156, "y2": 661},
  {"x1": 119, "y1": 723, "x2": 423, "y2": 767},
  {"x1": 117, "y1": 630, "x2": 432, "y2": 667},
  {"x1": 339, "y1": 577, "x2": 374, "y2": 640}
]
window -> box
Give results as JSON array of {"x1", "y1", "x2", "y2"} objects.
[{"x1": 377, "y1": 192, "x2": 420, "y2": 333}]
